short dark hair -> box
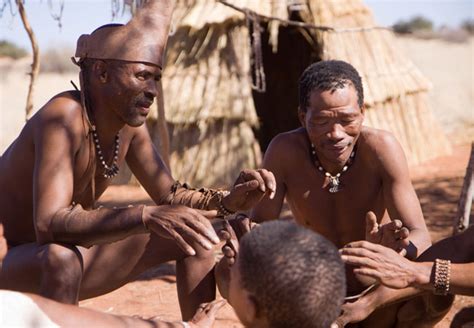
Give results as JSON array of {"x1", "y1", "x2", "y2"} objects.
[
  {"x1": 238, "y1": 221, "x2": 346, "y2": 328},
  {"x1": 298, "y1": 60, "x2": 364, "y2": 111}
]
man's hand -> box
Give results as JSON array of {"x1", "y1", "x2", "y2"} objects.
[
  {"x1": 365, "y1": 211, "x2": 410, "y2": 256},
  {"x1": 142, "y1": 205, "x2": 219, "y2": 256},
  {"x1": 187, "y1": 299, "x2": 227, "y2": 328},
  {"x1": 334, "y1": 293, "x2": 376, "y2": 327},
  {"x1": 215, "y1": 219, "x2": 241, "y2": 299},
  {"x1": 340, "y1": 241, "x2": 430, "y2": 290},
  {"x1": 223, "y1": 169, "x2": 276, "y2": 212}
]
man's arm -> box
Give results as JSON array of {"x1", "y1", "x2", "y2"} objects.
[
  {"x1": 26, "y1": 292, "x2": 225, "y2": 328},
  {"x1": 127, "y1": 124, "x2": 276, "y2": 214},
  {"x1": 33, "y1": 102, "x2": 217, "y2": 253},
  {"x1": 376, "y1": 131, "x2": 431, "y2": 258},
  {"x1": 251, "y1": 134, "x2": 288, "y2": 222},
  {"x1": 33, "y1": 100, "x2": 146, "y2": 246},
  {"x1": 337, "y1": 227, "x2": 474, "y2": 324}
]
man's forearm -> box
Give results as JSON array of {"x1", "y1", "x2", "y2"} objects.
[
  {"x1": 406, "y1": 228, "x2": 432, "y2": 260},
  {"x1": 46, "y1": 204, "x2": 147, "y2": 247}
]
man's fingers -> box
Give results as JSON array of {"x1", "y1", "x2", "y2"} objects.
[
  {"x1": 384, "y1": 219, "x2": 403, "y2": 231},
  {"x1": 197, "y1": 209, "x2": 218, "y2": 219},
  {"x1": 398, "y1": 248, "x2": 407, "y2": 257},
  {"x1": 257, "y1": 168, "x2": 276, "y2": 199},
  {"x1": 340, "y1": 253, "x2": 378, "y2": 268},
  {"x1": 396, "y1": 227, "x2": 410, "y2": 240},
  {"x1": 343, "y1": 240, "x2": 383, "y2": 252},
  {"x1": 187, "y1": 213, "x2": 220, "y2": 244},
  {"x1": 180, "y1": 225, "x2": 215, "y2": 251},
  {"x1": 222, "y1": 245, "x2": 235, "y2": 258},
  {"x1": 239, "y1": 169, "x2": 266, "y2": 193},
  {"x1": 206, "y1": 299, "x2": 227, "y2": 316},
  {"x1": 353, "y1": 268, "x2": 381, "y2": 281},
  {"x1": 365, "y1": 211, "x2": 378, "y2": 236},
  {"x1": 170, "y1": 230, "x2": 196, "y2": 256}
]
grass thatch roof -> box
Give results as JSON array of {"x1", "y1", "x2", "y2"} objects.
[{"x1": 151, "y1": 0, "x2": 451, "y2": 187}]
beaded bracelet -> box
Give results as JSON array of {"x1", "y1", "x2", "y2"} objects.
[
  {"x1": 216, "y1": 191, "x2": 235, "y2": 217},
  {"x1": 433, "y1": 259, "x2": 451, "y2": 295}
]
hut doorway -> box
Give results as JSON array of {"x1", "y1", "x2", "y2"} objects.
[{"x1": 252, "y1": 24, "x2": 320, "y2": 153}]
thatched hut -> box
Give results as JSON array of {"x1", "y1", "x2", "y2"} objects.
[{"x1": 150, "y1": 0, "x2": 451, "y2": 188}]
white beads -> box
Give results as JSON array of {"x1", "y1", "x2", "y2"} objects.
[{"x1": 91, "y1": 125, "x2": 120, "y2": 179}]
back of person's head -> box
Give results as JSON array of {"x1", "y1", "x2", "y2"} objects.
[
  {"x1": 298, "y1": 60, "x2": 364, "y2": 111},
  {"x1": 238, "y1": 221, "x2": 346, "y2": 328}
]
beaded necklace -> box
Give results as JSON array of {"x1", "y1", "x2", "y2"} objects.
[
  {"x1": 91, "y1": 125, "x2": 120, "y2": 179},
  {"x1": 310, "y1": 143, "x2": 356, "y2": 193}
]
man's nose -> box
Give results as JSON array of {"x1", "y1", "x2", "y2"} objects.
[
  {"x1": 326, "y1": 123, "x2": 345, "y2": 140},
  {"x1": 145, "y1": 81, "x2": 157, "y2": 99}
]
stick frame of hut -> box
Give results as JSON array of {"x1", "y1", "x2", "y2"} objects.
[{"x1": 147, "y1": 0, "x2": 451, "y2": 188}]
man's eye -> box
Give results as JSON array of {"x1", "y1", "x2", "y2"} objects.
[{"x1": 154, "y1": 76, "x2": 162, "y2": 82}]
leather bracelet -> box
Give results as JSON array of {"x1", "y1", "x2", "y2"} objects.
[{"x1": 433, "y1": 259, "x2": 451, "y2": 295}]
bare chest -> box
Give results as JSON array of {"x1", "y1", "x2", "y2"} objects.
[
  {"x1": 72, "y1": 137, "x2": 130, "y2": 208},
  {"x1": 285, "y1": 161, "x2": 386, "y2": 247}
]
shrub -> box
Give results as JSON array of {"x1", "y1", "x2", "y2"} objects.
[
  {"x1": 461, "y1": 19, "x2": 474, "y2": 34},
  {"x1": 0, "y1": 40, "x2": 28, "y2": 59},
  {"x1": 392, "y1": 16, "x2": 434, "y2": 34}
]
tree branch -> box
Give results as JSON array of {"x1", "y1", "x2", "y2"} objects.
[{"x1": 16, "y1": 0, "x2": 40, "y2": 121}]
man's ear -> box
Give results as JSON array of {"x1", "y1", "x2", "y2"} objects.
[
  {"x1": 93, "y1": 60, "x2": 108, "y2": 83},
  {"x1": 298, "y1": 107, "x2": 306, "y2": 128},
  {"x1": 241, "y1": 293, "x2": 258, "y2": 325},
  {"x1": 360, "y1": 104, "x2": 365, "y2": 121}
]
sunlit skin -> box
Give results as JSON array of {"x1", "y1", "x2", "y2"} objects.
[
  {"x1": 0, "y1": 223, "x2": 226, "y2": 328},
  {"x1": 251, "y1": 83, "x2": 436, "y2": 326},
  {"x1": 0, "y1": 58, "x2": 275, "y2": 320}
]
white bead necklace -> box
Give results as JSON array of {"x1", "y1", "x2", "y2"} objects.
[{"x1": 311, "y1": 143, "x2": 356, "y2": 193}]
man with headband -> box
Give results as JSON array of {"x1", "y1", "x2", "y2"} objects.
[{"x1": 0, "y1": 0, "x2": 275, "y2": 320}]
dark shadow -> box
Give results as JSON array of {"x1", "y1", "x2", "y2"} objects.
[
  {"x1": 252, "y1": 21, "x2": 320, "y2": 153},
  {"x1": 134, "y1": 262, "x2": 177, "y2": 283},
  {"x1": 450, "y1": 306, "x2": 474, "y2": 328}
]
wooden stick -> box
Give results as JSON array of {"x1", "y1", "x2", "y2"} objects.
[
  {"x1": 217, "y1": 0, "x2": 391, "y2": 33},
  {"x1": 453, "y1": 143, "x2": 474, "y2": 235},
  {"x1": 16, "y1": 0, "x2": 40, "y2": 121},
  {"x1": 156, "y1": 80, "x2": 171, "y2": 170}
]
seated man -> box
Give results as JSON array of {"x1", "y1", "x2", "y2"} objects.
[
  {"x1": 0, "y1": 0, "x2": 275, "y2": 320},
  {"x1": 250, "y1": 60, "x2": 451, "y2": 326},
  {"x1": 0, "y1": 222, "x2": 225, "y2": 328},
  {"x1": 216, "y1": 220, "x2": 346, "y2": 328}
]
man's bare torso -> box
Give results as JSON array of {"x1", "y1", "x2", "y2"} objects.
[
  {"x1": 0, "y1": 91, "x2": 135, "y2": 244},
  {"x1": 283, "y1": 127, "x2": 389, "y2": 247}
]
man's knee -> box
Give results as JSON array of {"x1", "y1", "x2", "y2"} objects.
[
  {"x1": 42, "y1": 243, "x2": 83, "y2": 284},
  {"x1": 397, "y1": 294, "x2": 454, "y2": 327}
]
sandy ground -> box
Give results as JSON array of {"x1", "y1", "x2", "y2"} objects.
[
  {"x1": 1, "y1": 36, "x2": 473, "y2": 326},
  {"x1": 77, "y1": 143, "x2": 474, "y2": 327}
]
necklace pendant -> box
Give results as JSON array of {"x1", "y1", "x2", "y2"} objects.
[{"x1": 328, "y1": 176, "x2": 340, "y2": 193}]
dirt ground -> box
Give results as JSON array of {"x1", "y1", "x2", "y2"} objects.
[{"x1": 79, "y1": 143, "x2": 474, "y2": 327}]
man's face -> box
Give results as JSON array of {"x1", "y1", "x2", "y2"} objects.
[
  {"x1": 299, "y1": 84, "x2": 364, "y2": 166},
  {"x1": 228, "y1": 255, "x2": 255, "y2": 327},
  {"x1": 106, "y1": 61, "x2": 161, "y2": 127}
]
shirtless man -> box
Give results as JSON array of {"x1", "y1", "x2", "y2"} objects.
[
  {"x1": 0, "y1": 0, "x2": 275, "y2": 320},
  {"x1": 250, "y1": 60, "x2": 449, "y2": 326}
]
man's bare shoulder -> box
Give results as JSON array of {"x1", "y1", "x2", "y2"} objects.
[
  {"x1": 359, "y1": 126, "x2": 402, "y2": 153},
  {"x1": 263, "y1": 128, "x2": 308, "y2": 167},
  {"x1": 359, "y1": 126, "x2": 407, "y2": 171},
  {"x1": 32, "y1": 91, "x2": 84, "y2": 131},
  {"x1": 267, "y1": 127, "x2": 307, "y2": 153}
]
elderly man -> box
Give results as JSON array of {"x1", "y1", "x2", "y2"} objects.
[
  {"x1": 0, "y1": 0, "x2": 274, "y2": 320},
  {"x1": 250, "y1": 60, "x2": 452, "y2": 326}
]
